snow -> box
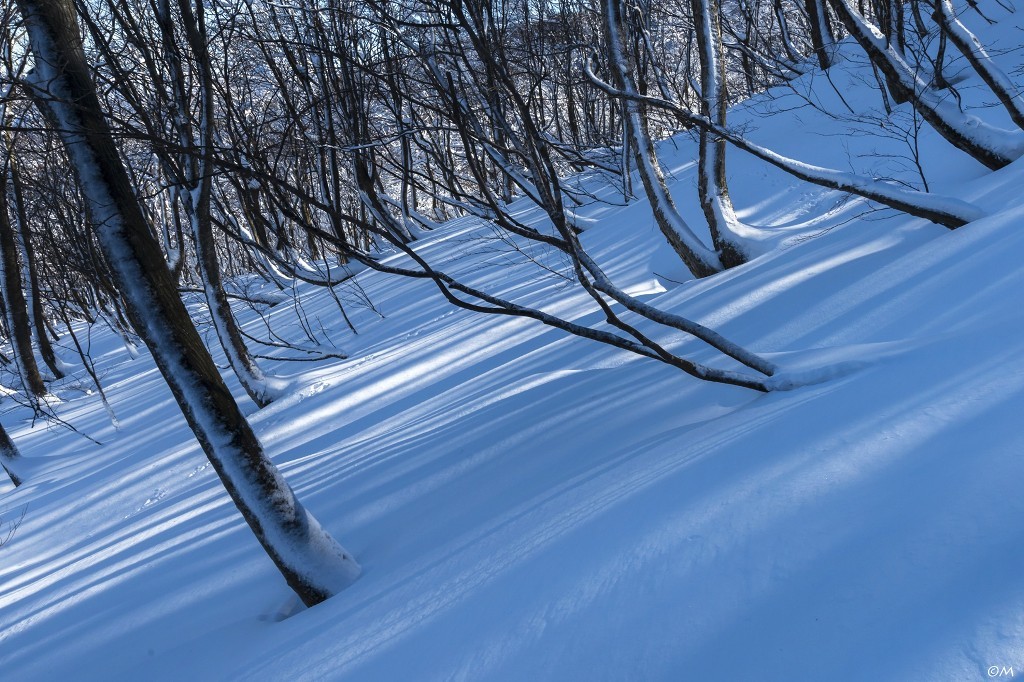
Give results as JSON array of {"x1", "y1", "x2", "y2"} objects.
[
  {"x1": 832, "y1": 0, "x2": 1024, "y2": 167},
  {"x1": 4, "y1": 5, "x2": 1024, "y2": 681}
]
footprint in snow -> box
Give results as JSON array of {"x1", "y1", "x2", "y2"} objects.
[{"x1": 124, "y1": 487, "x2": 168, "y2": 519}]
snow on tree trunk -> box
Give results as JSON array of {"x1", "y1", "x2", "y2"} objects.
[
  {"x1": 584, "y1": 65, "x2": 983, "y2": 229},
  {"x1": 829, "y1": 0, "x2": 1024, "y2": 170},
  {"x1": 0, "y1": 421, "x2": 22, "y2": 487},
  {"x1": 805, "y1": 0, "x2": 836, "y2": 70},
  {"x1": 604, "y1": 0, "x2": 723, "y2": 278},
  {"x1": 934, "y1": 0, "x2": 1024, "y2": 131},
  {"x1": 692, "y1": 0, "x2": 769, "y2": 267},
  {"x1": 164, "y1": 0, "x2": 278, "y2": 408},
  {"x1": 17, "y1": 0, "x2": 359, "y2": 606},
  {"x1": 690, "y1": 110, "x2": 986, "y2": 228}
]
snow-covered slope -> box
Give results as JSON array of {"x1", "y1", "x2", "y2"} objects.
[{"x1": 3, "y1": 7, "x2": 1024, "y2": 681}]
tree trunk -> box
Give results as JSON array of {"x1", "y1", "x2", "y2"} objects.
[
  {"x1": 692, "y1": 0, "x2": 748, "y2": 268},
  {"x1": 805, "y1": 0, "x2": 836, "y2": 70},
  {"x1": 934, "y1": 0, "x2": 1024, "y2": 131},
  {"x1": 0, "y1": 421, "x2": 22, "y2": 487},
  {"x1": 162, "y1": 0, "x2": 276, "y2": 408},
  {"x1": 17, "y1": 0, "x2": 359, "y2": 607},
  {"x1": 0, "y1": 165, "x2": 47, "y2": 398},
  {"x1": 604, "y1": 0, "x2": 722, "y2": 277},
  {"x1": 7, "y1": 144, "x2": 64, "y2": 380},
  {"x1": 829, "y1": 0, "x2": 1024, "y2": 169}
]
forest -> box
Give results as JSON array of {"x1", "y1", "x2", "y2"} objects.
[{"x1": 1, "y1": 0, "x2": 1023, "y2": 679}]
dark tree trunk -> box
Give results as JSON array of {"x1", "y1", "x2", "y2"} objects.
[
  {"x1": 0, "y1": 421, "x2": 22, "y2": 487},
  {"x1": 0, "y1": 167, "x2": 47, "y2": 398},
  {"x1": 8, "y1": 148, "x2": 63, "y2": 379},
  {"x1": 805, "y1": 0, "x2": 836, "y2": 70}
]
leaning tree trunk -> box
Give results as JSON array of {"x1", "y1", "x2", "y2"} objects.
[
  {"x1": 829, "y1": 0, "x2": 1024, "y2": 169},
  {"x1": 934, "y1": 0, "x2": 1024, "y2": 131},
  {"x1": 0, "y1": 421, "x2": 22, "y2": 487},
  {"x1": 16, "y1": 0, "x2": 359, "y2": 607}
]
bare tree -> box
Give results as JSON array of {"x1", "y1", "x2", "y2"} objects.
[
  {"x1": 587, "y1": 35, "x2": 985, "y2": 229},
  {"x1": 0, "y1": 132, "x2": 47, "y2": 399},
  {"x1": 6, "y1": 132, "x2": 63, "y2": 380},
  {"x1": 15, "y1": 0, "x2": 360, "y2": 606},
  {"x1": 161, "y1": 0, "x2": 279, "y2": 407},
  {"x1": 691, "y1": 0, "x2": 765, "y2": 266},
  {"x1": 605, "y1": 0, "x2": 724, "y2": 276}
]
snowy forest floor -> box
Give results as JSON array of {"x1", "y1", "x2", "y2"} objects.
[{"x1": 3, "y1": 7, "x2": 1024, "y2": 681}]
